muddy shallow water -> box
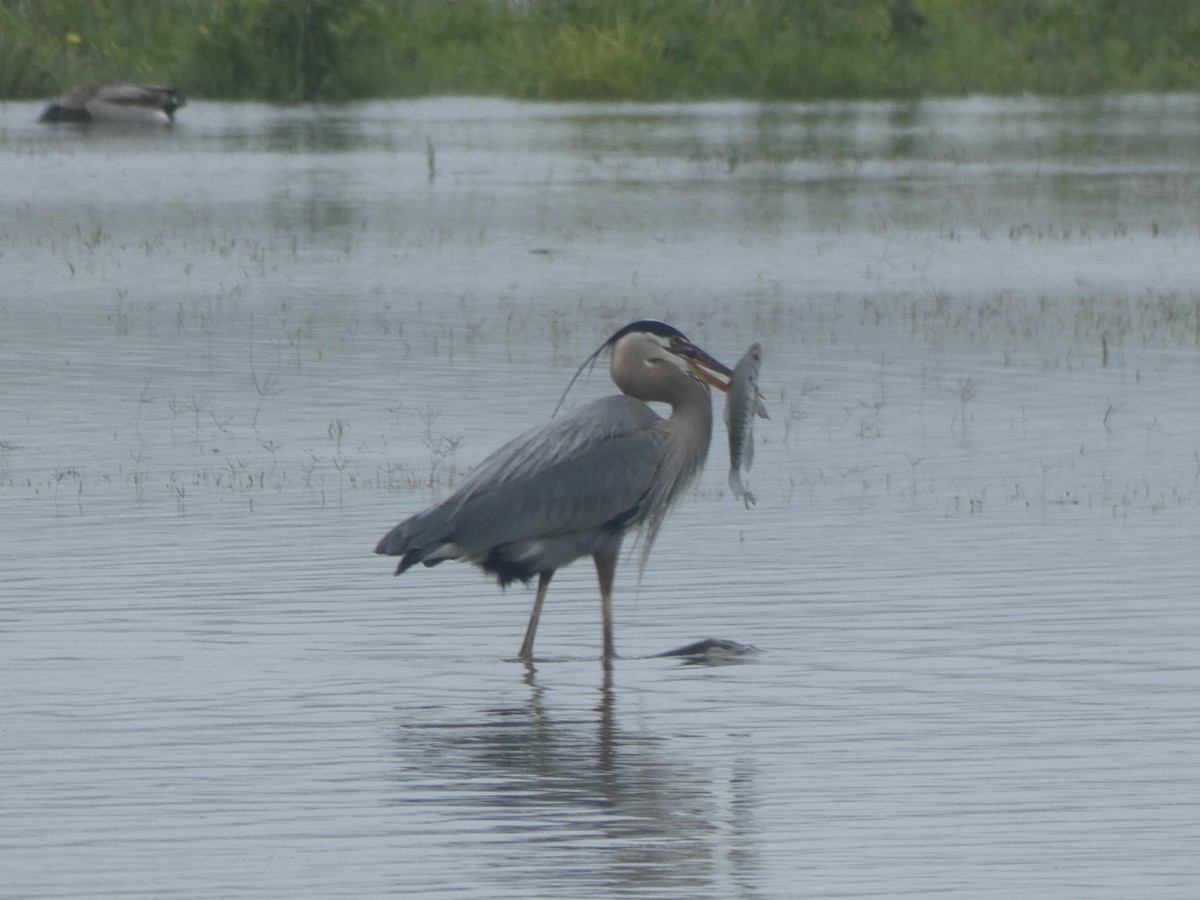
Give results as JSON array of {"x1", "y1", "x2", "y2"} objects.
[{"x1": 3, "y1": 95, "x2": 1200, "y2": 898}]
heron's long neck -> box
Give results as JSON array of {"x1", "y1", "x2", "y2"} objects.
[
  {"x1": 665, "y1": 377, "x2": 713, "y2": 483},
  {"x1": 636, "y1": 377, "x2": 712, "y2": 573}
]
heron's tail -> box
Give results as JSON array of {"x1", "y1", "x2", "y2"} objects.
[{"x1": 375, "y1": 508, "x2": 452, "y2": 575}]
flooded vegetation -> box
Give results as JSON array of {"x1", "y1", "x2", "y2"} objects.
[
  {"x1": 3, "y1": 96, "x2": 1200, "y2": 897},
  {"x1": 5, "y1": 1, "x2": 1200, "y2": 102}
]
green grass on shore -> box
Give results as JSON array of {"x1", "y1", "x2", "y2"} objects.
[{"x1": 4, "y1": 0, "x2": 1199, "y2": 103}]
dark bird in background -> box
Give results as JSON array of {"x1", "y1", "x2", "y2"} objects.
[
  {"x1": 39, "y1": 84, "x2": 187, "y2": 125},
  {"x1": 375, "y1": 320, "x2": 767, "y2": 661}
]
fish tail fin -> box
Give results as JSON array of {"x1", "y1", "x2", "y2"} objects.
[
  {"x1": 729, "y1": 469, "x2": 757, "y2": 508},
  {"x1": 728, "y1": 468, "x2": 745, "y2": 500}
]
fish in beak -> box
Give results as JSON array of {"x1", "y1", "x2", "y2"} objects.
[{"x1": 680, "y1": 341, "x2": 769, "y2": 419}]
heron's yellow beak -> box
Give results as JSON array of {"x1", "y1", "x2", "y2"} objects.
[
  {"x1": 681, "y1": 343, "x2": 769, "y2": 418},
  {"x1": 682, "y1": 345, "x2": 733, "y2": 390}
]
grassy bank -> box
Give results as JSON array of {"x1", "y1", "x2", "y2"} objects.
[{"x1": 4, "y1": 0, "x2": 1199, "y2": 103}]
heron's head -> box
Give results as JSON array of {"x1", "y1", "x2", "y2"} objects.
[
  {"x1": 603, "y1": 320, "x2": 728, "y2": 392},
  {"x1": 555, "y1": 320, "x2": 768, "y2": 417}
]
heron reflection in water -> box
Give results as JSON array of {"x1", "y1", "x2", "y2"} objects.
[{"x1": 375, "y1": 320, "x2": 767, "y2": 661}]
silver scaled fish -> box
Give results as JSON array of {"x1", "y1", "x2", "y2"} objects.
[{"x1": 724, "y1": 342, "x2": 767, "y2": 508}]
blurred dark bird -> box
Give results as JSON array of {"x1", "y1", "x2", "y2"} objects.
[
  {"x1": 39, "y1": 84, "x2": 187, "y2": 125},
  {"x1": 375, "y1": 319, "x2": 767, "y2": 661}
]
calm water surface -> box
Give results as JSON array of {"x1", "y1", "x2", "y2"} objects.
[{"x1": 2, "y1": 96, "x2": 1200, "y2": 898}]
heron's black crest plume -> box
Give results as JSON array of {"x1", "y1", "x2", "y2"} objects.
[
  {"x1": 605, "y1": 319, "x2": 688, "y2": 344},
  {"x1": 552, "y1": 320, "x2": 690, "y2": 418}
]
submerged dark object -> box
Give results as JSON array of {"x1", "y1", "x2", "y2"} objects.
[
  {"x1": 39, "y1": 84, "x2": 187, "y2": 124},
  {"x1": 657, "y1": 638, "x2": 761, "y2": 662}
]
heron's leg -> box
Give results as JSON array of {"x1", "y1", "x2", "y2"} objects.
[
  {"x1": 519, "y1": 571, "x2": 553, "y2": 660},
  {"x1": 593, "y1": 547, "x2": 618, "y2": 660}
]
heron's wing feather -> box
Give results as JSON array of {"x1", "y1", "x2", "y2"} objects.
[
  {"x1": 452, "y1": 422, "x2": 661, "y2": 548},
  {"x1": 452, "y1": 396, "x2": 647, "y2": 490},
  {"x1": 377, "y1": 396, "x2": 663, "y2": 561}
]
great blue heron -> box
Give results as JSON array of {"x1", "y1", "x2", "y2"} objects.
[
  {"x1": 38, "y1": 84, "x2": 187, "y2": 124},
  {"x1": 375, "y1": 319, "x2": 766, "y2": 661}
]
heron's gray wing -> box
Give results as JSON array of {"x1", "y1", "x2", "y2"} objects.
[
  {"x1": 377, "y1": 396, "x2": 663, "y2": 562},
  {"x1": 449, "y1": 396, "x2": 647, "y2": 490},
  {"x1": 451, "y1": 419, "x2": 662, "y2": 550}
]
